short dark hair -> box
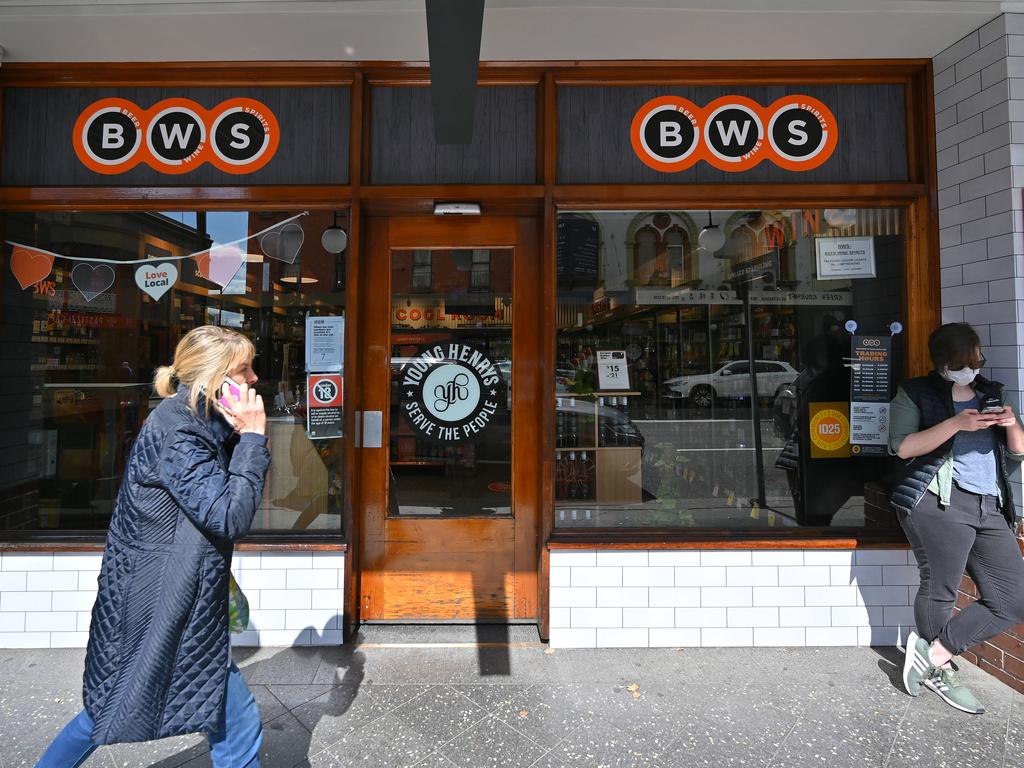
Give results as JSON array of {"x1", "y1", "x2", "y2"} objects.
[{"x1": 928, "y1": 323, "x2": 982, "y2": 371}]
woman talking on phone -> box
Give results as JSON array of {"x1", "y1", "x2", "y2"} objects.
[
  {"x1": 892, "y1": 323, "x2": 1024, "y2": 715},
  {"x1": 36, "y1": 325, "x2": 270, "y2": 767}
]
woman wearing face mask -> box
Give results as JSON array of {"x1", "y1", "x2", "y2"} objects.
[{"x1": 890, "y1": 322, "x2": 1024, "y2": 715}]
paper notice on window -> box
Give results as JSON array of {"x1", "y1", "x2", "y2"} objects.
[
  {"x1": 815, "y1": 236, "x2": 876, "y2": 279},
  {"x1": 305, "y1": 315, "x2": 344, "y2": 372},
  {"x1": 597, "y1": 350, "x2": 629, "y2": 390}
]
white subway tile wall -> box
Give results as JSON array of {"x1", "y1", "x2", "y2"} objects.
[
  {"x1": 548, "y1": 550, "x2": 918, "y2": 648},
  {"x1": 0, "y1": 551, "x2": 345, "y2": 648}
]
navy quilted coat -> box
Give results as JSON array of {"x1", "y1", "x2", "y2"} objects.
[{"x1": 83, "y1": 386, "x2": 270, "y2": 745}]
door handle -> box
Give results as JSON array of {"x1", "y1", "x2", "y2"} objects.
[{"x1": 363, "y1": 410, "x2": 383, "y2": 449}]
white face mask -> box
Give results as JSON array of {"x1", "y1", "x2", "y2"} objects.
[{"x1": 941, "y1": 367, "x2": 979, "y2": 386}]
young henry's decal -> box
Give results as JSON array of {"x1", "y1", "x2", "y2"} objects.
[
  {"x1": 398, "y1": 344, "x2": 507, "y2": 445},
  {"x1": 630, "y1": 94, "x2": 837, "y2": 173},
  {"x1": 73, "y1": 97, "x2": 280, "y2": 175}
]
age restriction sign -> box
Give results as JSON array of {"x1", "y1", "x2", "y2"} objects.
[{"x1": 307, "y1": 373, "x2": 343, "y2": 440}]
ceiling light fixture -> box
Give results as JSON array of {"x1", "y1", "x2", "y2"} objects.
[
  {"x1": 698, "y1": 210, "x2": 726, "y2": 254},
  {"x1": 433, "y1": 202, "x2": 481, "y2": 216}
]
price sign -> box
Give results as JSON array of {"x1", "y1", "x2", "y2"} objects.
[{"x1": 597, "y1": 350, "x2": 630, "y2": 390}]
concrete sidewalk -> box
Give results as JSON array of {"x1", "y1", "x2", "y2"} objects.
[{"x1": 2, "y1": 626, "x2": 1022, "y2": 768}]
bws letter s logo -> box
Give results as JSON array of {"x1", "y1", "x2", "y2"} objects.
[
  {"x1": 631, "y1": 94, "x2": 837, "y2": 173},
  {"x1": 73, "y1": 97, "x2": 280, "y2": 175}
]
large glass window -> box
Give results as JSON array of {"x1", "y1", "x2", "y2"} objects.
[
  {"x1": 555, "y1": 208, "x2": 905, "y2": 530},
  {"x1": 0, "y1": 209, "x2": 349, "y2": 535}
]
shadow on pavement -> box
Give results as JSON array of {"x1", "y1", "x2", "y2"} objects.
[{"x1": 147, "y1": 624, "x2": 364, "y2": 768}]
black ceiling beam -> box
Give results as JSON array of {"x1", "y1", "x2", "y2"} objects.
[{"x1": 425, "y1": 0, "x2": 485, "y2": 145}]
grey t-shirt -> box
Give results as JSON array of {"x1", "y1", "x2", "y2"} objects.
[{"x1": 951, "y1": 396, "x2": 1000, "y2": 496}]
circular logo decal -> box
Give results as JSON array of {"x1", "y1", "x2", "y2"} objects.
[
  {"x1": 209, "y1": 98, "x2": 280, "y2": 173},
  {"x1": 766, "y1": 96, "x2": 838, "y2": 171},
  {"x1": 704, "y1": 97, "x2": 765, "y2": 171},
  {"x1": 630, "y1": 96, "x2": 701, "y2": 173},
  {"x1": 73, "y1": 99, "x2": 144, "y2": 174},
  {"x1": 809, "y1": 408, "x2": 850, "y2": 452},
  {"x1": 398, "y1": 343, "x2": 507, "y2": 445},
  {"x1": 146, "y1": 101, "x2": 206, "y2": 171}
]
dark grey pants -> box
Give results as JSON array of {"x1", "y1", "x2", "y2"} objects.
[{"x1": 899, "y1": 485, "x2": 1024, "y2": 655}]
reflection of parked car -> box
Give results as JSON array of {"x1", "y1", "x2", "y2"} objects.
[{"x1": 663, "y1": 360, "x2": 798, "y2": 408}]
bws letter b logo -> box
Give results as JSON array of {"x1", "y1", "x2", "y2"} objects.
[
  {"x1": 73, "y1": 97, "x2": 279, "y2": 175},
  {"x1": 631, "y1": 94, "x2": 836, "y2": 173}
]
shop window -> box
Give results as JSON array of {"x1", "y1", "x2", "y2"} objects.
[
  {"x1": 0, "y1": 209, "x2": 349, "y2": 537},
  {"x1": 555, "y1": 208, "x2": 906, "y2": 532}
]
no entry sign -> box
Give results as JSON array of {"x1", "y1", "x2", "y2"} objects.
[{"x1": 307, "y1": 373, "x2": 343, "y2": 440}]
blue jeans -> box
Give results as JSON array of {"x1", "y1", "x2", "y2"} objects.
[{"x1": 36, "y1": 662, "x2": 262, "y2": 767}]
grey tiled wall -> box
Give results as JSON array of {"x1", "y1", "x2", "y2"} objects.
[{"x1": 934, "y1": 13, "x2": 1024, "y2": 513}]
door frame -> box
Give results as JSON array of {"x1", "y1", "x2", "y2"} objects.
[{"x1": 349, "y1": 213, "x2": 543, "y2": 624}]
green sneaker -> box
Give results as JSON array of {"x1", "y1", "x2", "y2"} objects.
[
  {"x1": 923, "y1": 665, "x2": 986, "y2": 714},
  {"x1": 902, "y1": 631, "x2": 933, "y2": 696}
]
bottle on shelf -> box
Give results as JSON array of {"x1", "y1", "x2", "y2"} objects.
[
  {"x1": 597, "y1": 397, "x2": 607, "y2": 447},
  {"x1": 567, "y1": 451, "x2": 578, "y2": 499},
  {"x1": 579, "y1": 451, "x2": 594, "y2": 499},
  {"x1": 567, "y1": 398, "x2": 578, "y2": 448},
  {"x1": 556, "y1": 399, "x2": 566, "y2": 448},
  {"x1": 555, "y1": 452, "x2": 566, "y2": 500}
]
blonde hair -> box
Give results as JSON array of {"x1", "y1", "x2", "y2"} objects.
[{"x1": 154, "y1": 326, "x2": 256, "y2": 415}]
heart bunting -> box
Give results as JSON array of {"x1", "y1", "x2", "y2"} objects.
[
  {"x1": 6, "y1": 212, "x2": 306, "y2": 300},
  {"x1": 135, "y1": 262, "x2": 178, "y2": 300},
  {"x1": 259, "y1": 222, "x2": 304, "y2": 264},
  {"x1": 195, "y1": 244, "x2": 245, "y2": 288},
  {"x1": 10, "y1": 246, "x2": 55, "y2": 289},
  {"x1": 71, "y1": 263, "x2": 116, "y2": 303}
]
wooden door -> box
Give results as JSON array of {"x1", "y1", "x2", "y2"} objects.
[{"x1": 357, "y1": 216, "x2": 541, "y2": 621}]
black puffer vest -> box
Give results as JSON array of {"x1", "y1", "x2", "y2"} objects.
[{"x1": 890, "y1": 371, "x2": 1018, "y2": 526}]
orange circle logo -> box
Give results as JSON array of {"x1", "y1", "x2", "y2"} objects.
[
  {"x1": 630, "y1": 94, "x2": 837, "y2": 173},
  {"x1": 809, "y1": 408, "x2": 849, "y2": 452},
  {"x1": 72, "y1": 97, "x2": 280, "y2": 176}
]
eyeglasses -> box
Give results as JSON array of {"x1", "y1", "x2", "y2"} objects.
[{"x1": 950, "y1": 356, "x2": 986, "y2": 371}]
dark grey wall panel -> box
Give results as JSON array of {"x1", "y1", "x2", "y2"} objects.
[
  {"x1": 371, "y1": 86, "x2": 536, "y2": 184},
  {"x1": 1, "y1": 87, "x2": 349, "y2": 186},
  {"x1": 558, "y1": 84, "x2": 907, "y2": 184}
]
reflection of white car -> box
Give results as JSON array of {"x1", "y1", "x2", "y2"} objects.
[{"x1": 663, "y1": 360, "x2": 798, "y2": 408}]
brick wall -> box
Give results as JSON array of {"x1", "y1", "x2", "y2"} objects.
[
  {"x1": 0, "y1": 551, "x2": 345, "y2": 648},
  {"x1": 934, "y1": 12, "x2": 1024, "y2": 694},
  {"x1": 549, "y1": 549, "x2": 917, "y2": 648}
]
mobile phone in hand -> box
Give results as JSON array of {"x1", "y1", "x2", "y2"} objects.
[
  {"x1": 218, "y1": 379, "x2": 241, "y2": 409},
  {"x1": 980, "y1": 394, "x2": 1004, "y2": 414}
]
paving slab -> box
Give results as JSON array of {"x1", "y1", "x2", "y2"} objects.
[{"x1": 3, "y1": 627, "x2": 1022, "y2": 768}]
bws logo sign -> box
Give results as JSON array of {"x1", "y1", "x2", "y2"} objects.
[
  {"x1": 630, "y1": 95, "x2": 837, "y2": 173},
  {"x1": 73, "y1": 97, "x2": 280, "y2": 175}
]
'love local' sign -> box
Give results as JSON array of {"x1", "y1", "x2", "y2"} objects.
[
  {"x1": 398, "y1": 343, "x2": 507, "y2": 444},
  {"x1": 134, "y1": 262, "x2": 178, "y2": 300}
]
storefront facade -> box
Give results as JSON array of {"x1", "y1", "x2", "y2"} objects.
[{"x1": 0, "y1": 8, "x2": 1021, "y2": 669}]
